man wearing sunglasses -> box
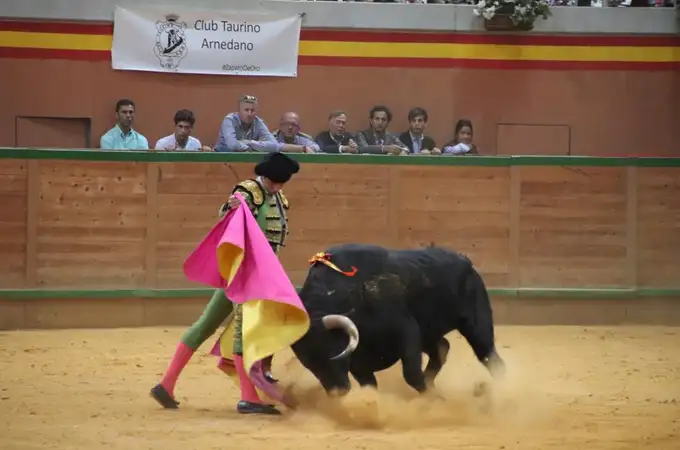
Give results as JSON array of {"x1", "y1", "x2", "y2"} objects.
[{"x1": 214, "y1": 94, "x2": 280, "y2": 153}]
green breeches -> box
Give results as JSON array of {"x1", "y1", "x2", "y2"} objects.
[
  {"x1": 180, "y1": 289, "x2": 234, "y2": 350},
  {"x1": 179, "y1": 287, "x2": 245, "y2": 356}
]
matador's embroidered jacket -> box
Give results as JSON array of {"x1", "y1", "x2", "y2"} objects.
[
  {"x1": 218, "y1": 177, "x2": 290, "y2": 252},
  {"x1": 217, "y1": 177, "x2": 291, "y2": 354}
]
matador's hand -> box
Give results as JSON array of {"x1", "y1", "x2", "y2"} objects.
[{"x1": 227, "y1": 195, "x2": 241, "y2": 209}]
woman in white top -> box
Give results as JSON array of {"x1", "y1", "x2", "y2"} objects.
[{"x1": 442, "y1": 119, "x2": 479, "y2": 156}]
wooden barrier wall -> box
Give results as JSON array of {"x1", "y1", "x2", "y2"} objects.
[{"x1": 1, "y1": 150, "x2": 679, "y2": 293}]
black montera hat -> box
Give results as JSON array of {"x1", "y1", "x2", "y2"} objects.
[{"x1": 254, "y1": 152, "x2": 300, "y2": 183}]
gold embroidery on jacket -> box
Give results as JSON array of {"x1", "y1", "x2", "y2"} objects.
[
  {"x1": 233, "y1": 179, "x2": 265, "y2": 207},
  {"x1": 264, "y1": 191, "x2": 289, "y2": 246}
]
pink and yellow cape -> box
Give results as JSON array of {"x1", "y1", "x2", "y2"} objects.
[{"x1": 182, "y1": 192, "x2": 310, "y2": 405}]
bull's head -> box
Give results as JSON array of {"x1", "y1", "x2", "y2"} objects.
[
  {"x1": 290, "y1": 312, "x2": 359, "y2": 394},
  {"x1": 292, "y1": 306, "x2": 359, "y2": 392},
  {"x1": 290, "y1": 254, "x2": 366, "y2": 394}
]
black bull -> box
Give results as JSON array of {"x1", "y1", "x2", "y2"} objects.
[{"x1": 290, "y1": 244, "x2": 506, "y2": 395}]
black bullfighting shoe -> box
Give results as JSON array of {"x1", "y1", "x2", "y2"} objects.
[
  {"x1": 237, "y1": 400, "x2": 282, "y2": 415},
  {"x1": 150, "y1": 384, "x2": 179, "y2": 409}
]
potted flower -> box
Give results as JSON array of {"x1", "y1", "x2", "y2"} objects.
[{"x1": 473, "y1": 0, "x2": 552, "y2": 31}]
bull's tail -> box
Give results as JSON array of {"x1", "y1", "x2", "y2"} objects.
[{"x1": 459, "y1": 268, "x2": 505, "y2": 378}]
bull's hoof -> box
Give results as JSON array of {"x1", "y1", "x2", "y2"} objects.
[
  {"x1": 237, "y1": 401, "x2": 282, "y2": 415},
  {"x1": 484, "y1": 352, "x2": 506, "y2": 379},
  {"x1": 327, "y1": 387, "x2": 350, "y2": 398},
  {"x1": 150, "y1": 384, "x2": 179, "y2": 409},
  {"x1": 423, "y1": 373, "x2": 437, "y2": 390},
  {"x1": 423, "y1": 388, "x2": 447, "y2": 402}
]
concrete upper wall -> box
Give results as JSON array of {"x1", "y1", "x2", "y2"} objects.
[{"x1": 1, "y1": 0, "x2": 678, "y2": 34}]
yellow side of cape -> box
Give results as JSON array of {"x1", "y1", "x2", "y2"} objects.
[{"x1": 216, "y1": 240, "x2": 310, "y2": 381}]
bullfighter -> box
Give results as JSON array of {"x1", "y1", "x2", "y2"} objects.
[{"x1": 150, "y1": 151, "x2": 300, "y2": 415}]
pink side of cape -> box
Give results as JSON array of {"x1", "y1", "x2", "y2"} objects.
[
  {"x1": 182, "y1": 210, "x2": 230, "y2": 290},
  {"x1": 183, "y1": 192, "x2": 304, "y2": 310}
]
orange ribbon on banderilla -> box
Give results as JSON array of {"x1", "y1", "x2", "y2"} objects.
[{"x1": 309, "y1": 252, "x2": 358, "y2": 277}]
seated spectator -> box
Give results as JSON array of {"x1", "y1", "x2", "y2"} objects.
[
  {"x1": 100, "y1": 98, "x2": 149, "y2": 150},
  {"x1": 356, "y1": 105, "x2": 408, "y2": 155},
  {"x1": 271, "y1": 112, "x2": 319, "y2": 153},
  {"x1": 155, "y1": 109, "x2": 210, "y2": 151},
  {"x1": 213, "y1": 94, "x2": 278, "y2": 152},
  {"x1": 399, "y1": 107, "x2": 440, "y2": 155},
  {"x1": 314, "y1": 111, "x2": 358, "y2": 154},
  {"x1": 442, "y1": 119, "x2": 479, "y2": 155}
]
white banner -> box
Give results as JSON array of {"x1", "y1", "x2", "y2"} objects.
[{"x1": 111, "y1": 6, "x2": 302, "y2": 77}]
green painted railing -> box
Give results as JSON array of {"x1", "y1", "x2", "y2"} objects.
[
  {"x1": 1, "y1": 148, "x2": 680, "y2": 167},
  {"x1": 1, "y1": 288, "x2": 679, "y2": 300}
]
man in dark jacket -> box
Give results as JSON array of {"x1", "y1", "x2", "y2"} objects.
[
  {"x1": 356, "y1": 105, "x2": 408, "y2": 155},
  {"x1": 399, "y1": 107, "x2": 440, "y2": 155},
  {"x1": 314, "y1": 110, "x2": 359, "y2": 154}
]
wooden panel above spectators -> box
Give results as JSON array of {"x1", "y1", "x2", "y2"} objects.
[{"x1": 0, "y1": 149, "x2": 678, "y2": 292}]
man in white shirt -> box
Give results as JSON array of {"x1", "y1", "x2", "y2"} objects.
[{"x1": 155, "y1": 109, "x2": 209, "y2": 151}]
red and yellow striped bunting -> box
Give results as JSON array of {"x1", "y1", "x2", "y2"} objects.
[{"x1": 0, "y1": 20, "x2": 678, "y2": 70}]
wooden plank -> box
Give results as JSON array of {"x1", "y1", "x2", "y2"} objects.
[
  {"x1": 145, "y1": 164, "x2": 159, "y2": 287},
  {"x1": 157, "y1": 162, "x2": 241, "y2": 195},
  {"x1": 509, "y1": 166, "x2": 521, "y2": 289},
  {"x1": 25, "y1": 161, "x2": 39, "y2": 286},
  {"x1": 636, "y1": 168, "x2": 680, "y2": 288},
  {"x1": 625, "y1": 166, "x2": 637, "y2": 288},
  {"x1": 35, "y1": 161, "x2": 147, "y2": 288},
  {"x1": 518, "y1": 167, "x2": 628, "y2": 288},
  {"x1": 0, "y1": 160, "x2": 28, "y2": 288},
  {"x1": 393, "y1": 166, "x2": 512, "y2": 286}
]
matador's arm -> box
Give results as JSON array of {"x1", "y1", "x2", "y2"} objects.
[{"x1": 217, "y1": 180, "x2": 264, "y2": 218}]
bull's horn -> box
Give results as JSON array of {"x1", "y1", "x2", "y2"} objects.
[{"x1": 321, "y1": 314, "x2": 359, "y2": 360}]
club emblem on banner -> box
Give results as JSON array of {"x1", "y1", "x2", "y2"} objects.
[{"x1": 153, "y1": 13, "x2": 189, "y2": 70}]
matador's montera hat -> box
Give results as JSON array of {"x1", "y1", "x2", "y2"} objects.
[{"x1": 254, "y1": 152, "x2": 300, "y2": 184}]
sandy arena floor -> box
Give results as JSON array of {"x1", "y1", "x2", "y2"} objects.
[{"x1": 1, "y1": 326, "x2": 679, "y2": 450}]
